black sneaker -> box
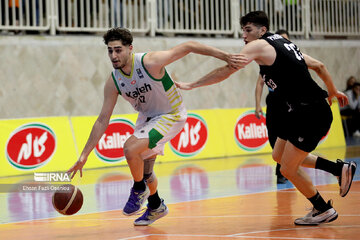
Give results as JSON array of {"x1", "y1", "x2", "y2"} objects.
[
  {"x1": 277, "y1": 175, "x2": 288, "y2": 184},
  {"x1": 337, "y1": 159, "x2": 357, "y2": 197}
]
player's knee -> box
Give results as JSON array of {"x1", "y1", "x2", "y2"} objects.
[
  {"x1": 123, "y1": 139, "x2": 139, "y2": 161},
  {"x1": 143, "y1": 172, "x2": 155, "y2": 183},
  {"x1": 123, "y1": 146, "x2": 131, "y2": 160},
  {"x1": 279, "y1": 165, "x2": 295, "y2": 179},
  {"x1": 272, "y1": 151, "x2": 281, "y2": 164},
  {"x1": 123, "y1": 143, "x2": 136, "y2": 161}
]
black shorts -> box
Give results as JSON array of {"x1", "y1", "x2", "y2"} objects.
[
  {"x1": 277, "y1": 99, "x2": 333, "y2": 152},
  {"x1": 265, "y1": 94, "x2": 287, "y2": 148}
]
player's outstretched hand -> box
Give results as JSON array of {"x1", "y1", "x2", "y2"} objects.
[
  {"x1": 227, "y1": 54, "x2": 250, "y2": 69},
  {"x1": 67, "y1": 156, "x2": 87, "y2": 179},
  {"x1": 328, "y1": 91, "x2": 348, "y2": 107},
  {"x1": 174, "y1": 81, "x2": 194, "y2": 90}
]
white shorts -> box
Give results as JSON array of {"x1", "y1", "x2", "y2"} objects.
[{"x1": 133, "y1": 107, "x2": 187, "y2": 159}]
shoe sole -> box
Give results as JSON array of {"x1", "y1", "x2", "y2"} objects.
[
  {"x1": 123, "y1": 190, "x2": 150, "y2": 216},
  {"x1": 340, "y1": 161, "x2": 357, "y2": 197},
  {"x1": 294, "y1": 211, "x2": 338, "y2": 226}
]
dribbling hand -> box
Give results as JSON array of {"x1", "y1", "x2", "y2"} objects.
[{"x1": 67, "y1": 157, "x2": 87, "y2": 179}]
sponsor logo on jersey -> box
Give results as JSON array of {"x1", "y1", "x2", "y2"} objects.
[
  {"x1": 170, "y1": 113, "x2": 207, "y2": 157},
  {"x1": 234, "y1": 110, "x2": 268, "y2": 151},
  {"x1": 136, "y1": 68, "x2": 144, "y2": 78},
  {"x1": 6, "y1": 123, "x2": 56, "y2": 170},
  {"x1": 125, "y1": 83, "x2": 152, "y2": 99},
  {"x1": 95, "y1": 118, "x2": 134, "y2": 163}
]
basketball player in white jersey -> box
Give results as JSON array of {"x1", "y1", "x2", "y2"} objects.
[{"x1": 67, "y1": 27, "x2": 243, "y2": 226}]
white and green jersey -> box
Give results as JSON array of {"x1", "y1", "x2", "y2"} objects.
[{"x1": 111, "y1": 53, "x2": 185, "y2": 118}]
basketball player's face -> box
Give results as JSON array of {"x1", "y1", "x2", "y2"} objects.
[
  {"x1": 242, "y1": 23, "x2": 266, "y2": 44},
  {"x1": 107, "y1": 40, "x2": 133, "y2": 69}
]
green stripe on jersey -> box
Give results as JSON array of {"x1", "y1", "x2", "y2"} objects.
[
  {"x1": 141, "y1": 53, "x2": 174, "y2": 92},
  {"x1": 161, "y1": 71, "x2": 174, "y2": 92},
  {"x1": 148, "y1": 128, "x2": 164, "y2": 149},
  {"x1": 111, "y1": 72, "x2": 122, "y2": 95}
]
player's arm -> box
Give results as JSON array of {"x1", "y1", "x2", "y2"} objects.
[
  {"x1": 143, "y1": 41, "x2": 247, "y2": 76},
  {"x1": 255, "y1": 75, "x2": 265, "y2": 119},
  {"x1": 176, "y1": 40, "x2": 264, "y2": 90},
  {"x1": 67, "y1": 76, "x2": 119, "y2": 178},
  {"x1": 303, "y1": 53, "x2": 348, "y2": 107}
]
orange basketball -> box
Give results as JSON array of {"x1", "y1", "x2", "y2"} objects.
[{"x1": 52, "y1": 184, "x2": 83, "y2": 215}]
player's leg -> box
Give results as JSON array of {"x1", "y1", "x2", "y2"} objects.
[
  {"x1": 134, "y1": 112, "x2": 186, "y2": 225},
  {"x1": 279, "y1": 141, "x2": 338, "y2": 225},
  {"x1": 122, "y1": 135, "x2": 151, "y2": 216},
  {"x1": 302, "y1": 153, "x2": 357, "y2": 197},
  {"x1": 266, "y1": 96, "x2": 288, "y2": 184},
  {"x1": 272, "y1": 137, "x2": 286, "y2": 164},
  {"x1": 134, "y1": 157, "x2": 169, "y2": 226}
]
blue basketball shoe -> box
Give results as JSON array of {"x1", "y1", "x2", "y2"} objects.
[
  {"x1": 123, "y1": 186, "x2": 150, "y2": 216},
  {"x1": 134, "y1": 199, "x2": 169, "y2": 226}
]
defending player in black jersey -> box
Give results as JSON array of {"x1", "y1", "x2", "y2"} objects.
[
  {"x1": 254, "y1": 30, "x2": 342, "y2": 186},
  {"x1": 176, "y1": 11, "x2": 357, "y2": 225}
]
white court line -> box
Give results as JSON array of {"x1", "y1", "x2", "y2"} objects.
[
  {"x1": 118, "y1": 233, "x2": 345, "y2": 240},
  {"x1": 119, "y1": 235, "x2": 150, "y2": 240},
  {"x1": 228, "y1": 224, "x2": 360, "y2": 237}
]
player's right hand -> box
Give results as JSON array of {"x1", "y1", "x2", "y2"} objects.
[
  {"x1": 67, "y1": 156, "x2": 87, "y2": 179},
  {"x1": 228, "y1": 54, "x2": 250, "y2": 69},
  {"x1": 255, "y1": 106, "x2": 263, "y2": 119}
]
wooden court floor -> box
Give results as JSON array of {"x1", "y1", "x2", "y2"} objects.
[{"x1": 0, "y1": 146, "x2": 359, "y2": 240}]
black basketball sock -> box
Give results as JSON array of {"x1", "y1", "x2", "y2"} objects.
[
  {"x1": 308, "y1": 191, "x2": 330, "y2": 212},
  {"x1": 315, "y1": 156, "x2": 342, "y2": 176},
  {"x1": 133, "y1": 179, "x2": 146, "y2": 191},
  {"x1": 148, "y1": 191, "x2": 161, "y2": 209}
]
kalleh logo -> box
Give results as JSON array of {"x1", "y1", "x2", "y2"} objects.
[
  {"x1": 169, "y1": 113, "x2": 208, "y2": 157},
  {"x1": 234, "y1": 110, "x2": 268, "y2": 151},
  {"x1": 94, "y1": 118, "x2": 134, "y2": 163},
  {"x1": 6, "y1": 123, "x2": 56, "y2": 170}
]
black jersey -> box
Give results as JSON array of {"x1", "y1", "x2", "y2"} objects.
[{"x1": 259, "y1": 32, "x2": 328, "y2": 104}]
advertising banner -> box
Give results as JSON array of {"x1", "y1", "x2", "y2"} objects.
[
  {"x1": 0, "y1": 102, "x2": 345, "y2": 177},
  {"x1": 0, "y1": 117, "x2": 77, "y2": 177},
  {"x1": 157, "y1": 110, "x2": 226, "y2": 162},
  {"x1": 70, "y1": 114, "x2": 138, "y2": 169},
  {"x1": 218, "y1": 108, "x2": 273, "y2": 157}
]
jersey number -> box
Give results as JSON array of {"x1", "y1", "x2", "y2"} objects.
[
  {"x1": 284, "y1": 43, "x2": 303, "y2": 61},
  {"x1": 139, "y1": 95, "x2": 145, "y2": 103}
]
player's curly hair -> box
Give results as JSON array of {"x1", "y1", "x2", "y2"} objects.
[
  {"x1": 103, "y1": 27, "x2": 133, "y2": 46},
  {"x1": 240, "y1": 11, "x2": 269, "y2": 31}
]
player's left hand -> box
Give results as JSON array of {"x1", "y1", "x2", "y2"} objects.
[{"x1": 328, "y1": 91, "x2": 348, "y2": 107}]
